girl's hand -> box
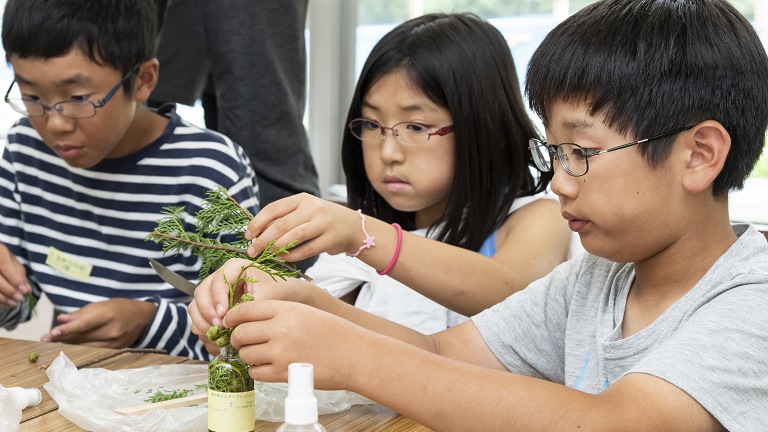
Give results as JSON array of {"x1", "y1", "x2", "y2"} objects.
[{"x1": 244, "y1": 193, "x2": 361, "y2": 262}]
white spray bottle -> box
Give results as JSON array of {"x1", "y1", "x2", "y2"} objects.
[{"x1": 276, "y1": 363, "x2": 327, "y2": 432}]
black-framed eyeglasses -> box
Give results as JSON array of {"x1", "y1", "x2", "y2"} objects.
[
  {"x1": 348, "y1": 118, "x2": 454, "y2": 147},
  {"x1": 4, "y1": 63, "x2": 141, "y2": 119},
  {"x1": 528, "y1": 125, "x2": 696, "y2": 177}
]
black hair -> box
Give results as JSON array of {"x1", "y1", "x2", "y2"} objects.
[
  {"x1": 342, "y1": 13, "x2": 546, "y2": 252},
  {"x1": 2, "y1": 0, "x2": 157, "y2": 94},
  {"x1": 526, "y1": 0, "x2": 768, "y2": 196}
]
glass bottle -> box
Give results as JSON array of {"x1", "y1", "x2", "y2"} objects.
[
  {"x1": 208, "y1": 344, "x2": 255, "y2": 432},
  {"x1": 276, "y1": 363, "x2": 327, "y2": 432}
]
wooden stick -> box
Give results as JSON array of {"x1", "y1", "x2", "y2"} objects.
[{"x1": 114, "y1": 393, "x2": 207, "y2": 415}]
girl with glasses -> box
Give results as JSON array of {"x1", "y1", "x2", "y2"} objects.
[{"x1": 201, "y1": 13, "x2": 577, "y2": 334}]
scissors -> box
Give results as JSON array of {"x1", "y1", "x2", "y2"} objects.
[{"x1": 148, "y1": 258, "x2": 197, "y2": 297}]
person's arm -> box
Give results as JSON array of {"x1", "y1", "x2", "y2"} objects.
[
  {"x1": 355, "y1": 329, "x2": 721, "y2": 432},
  {"x1": 188, "y1": 258, "x2": 435, "y2": 350},
  {"x1": 188, "y1": 259, "x2": 721, "y2": 430},
  {"x1": 191, "y1": 256, "x2": 725, "y2": 431},
  {"x1": 221, "y1": 298, "x2": 721, "y2": 432},
  {"x1": 245, "y1": 194, "x2": 571, "y2": 316}
]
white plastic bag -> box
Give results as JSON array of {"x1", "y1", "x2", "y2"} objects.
[
  {"x1": 43, "y1": 352, "x2": 371, "y2": 432},
  {"x1": 0, "y1": 385, "x2": 22, "y2": 432}
]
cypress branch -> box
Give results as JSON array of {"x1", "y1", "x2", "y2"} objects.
[
  {"x1": 145, "y1": 186, "x2": 310, "y2": 282},
  {"x1": 146, "y1": 186, "x2": 311, "y2": 350}
]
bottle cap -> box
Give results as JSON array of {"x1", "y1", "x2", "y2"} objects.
[
  {"x1": 284, "y1": 363, "x2": 318, "y2": 425},
  {"x1": 8, "y1": 387, "x2": 43, "y2": 410}
]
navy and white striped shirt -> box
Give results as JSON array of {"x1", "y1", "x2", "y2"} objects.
[{"x1": 0, "y1": 107, "x2": 260, "y2": 361}]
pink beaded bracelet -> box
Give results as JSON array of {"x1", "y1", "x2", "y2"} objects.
[
  {"x1": 377, "y1": 223, "x2": 402, "y2": 276},
  {"x1": 347, "y1": 209, "x2": 375, "y2": 257}
]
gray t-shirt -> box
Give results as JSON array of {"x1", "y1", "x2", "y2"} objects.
[{"x1": 473, "y1": 224, "x2": 768, "y2": 432}]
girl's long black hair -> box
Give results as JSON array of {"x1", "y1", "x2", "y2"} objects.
[{"x1": 342, "y1": 13, "x2": 549, "y2": 251}]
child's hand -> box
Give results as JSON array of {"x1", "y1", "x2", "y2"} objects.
[
  {"x1": 40, "y1": 298, "x2": 156, "y2": 348},
  {"x1": 188, "y1": 257, "x2": 328, "y2": 331},
  {"x1": 224, "y1": 299, "x2": 369, "y2": 390},
  {"x1": 0, "y1": 243, "x2": 32, "y2": 308},
  {"x1": 188, "y1": 258, "x2": 254, "y2": 330},
  {"x1": 244, "y1": 193, "x2": 361, "y2": 262},
  {"x1": 190, "y1": 320, "x2": 221, "y2": 356}
]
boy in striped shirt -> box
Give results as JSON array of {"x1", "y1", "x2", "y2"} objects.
[{"x1": 0, "y1": 0, "x2": 259, "y2": 361}]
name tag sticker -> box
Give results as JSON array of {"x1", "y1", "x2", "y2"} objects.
[{"x1": 45, "y1": 246, "x2": 92, "y2": 282}]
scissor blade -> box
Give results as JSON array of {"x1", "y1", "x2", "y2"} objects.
[{"x1": 149, "y1": 258, "x2": 197, "y2": 296}]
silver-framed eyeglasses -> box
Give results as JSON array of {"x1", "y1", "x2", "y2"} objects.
[
  {"x1": 348, "y1": 118, "x2": 454, "y2": 147},
  {"x1": 528, "y1": 125, "x2": 696, "y2": 177},
  {"x1": 4, "y1": 63, "x2": 140, "y2": 119}
]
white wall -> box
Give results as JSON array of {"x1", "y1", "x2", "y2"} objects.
[{"x1": 306, "y1": 0, "x2": 357, "y2": 197}]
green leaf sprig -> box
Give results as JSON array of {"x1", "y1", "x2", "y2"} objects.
[
  {"x1": 144, "y1": 388, "x2": 193, "y2": 403},
  {"x1": 146, "y1": 186, "x2": 311, "y2": 352},
  {"x1": 24, "y1": 293, "x2": 37, "y2": 317},
  {"x1": 145, "y1": 186, "x2": 310, "y2": 282},
  {"x1": 209, "y1": 350, "x2": 252, "y2": 393}
]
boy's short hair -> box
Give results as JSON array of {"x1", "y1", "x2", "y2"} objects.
[
  {"x1": 2, "y1": 0, "x2": 156, "y2": 92},
  {"x1": 526, "y1": 0, "x2": 768, "y2": 196}
]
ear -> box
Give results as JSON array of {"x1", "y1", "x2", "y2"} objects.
[
  {"x1": 680, "y1": 120, "x2": 730, "y2": 194},
  {"x1": 132, "y1": 58, "x2": 160, "y2": 103}
]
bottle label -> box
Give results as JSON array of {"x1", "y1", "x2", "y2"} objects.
[{"x1": 208, "y1": 389, "x2": 255, "y2": 432}]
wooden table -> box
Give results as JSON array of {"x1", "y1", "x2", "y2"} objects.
[{"x1": 1, "y1": 338, "x2": 429, "y2": 431}]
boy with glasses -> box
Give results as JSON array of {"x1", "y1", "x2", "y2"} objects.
[
  {"x1": 189, "y1": 0, "x2": 768, "y2": 429},
  {"x1": 0, "y1": 0, "x2": 259, "y2": 361}
]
